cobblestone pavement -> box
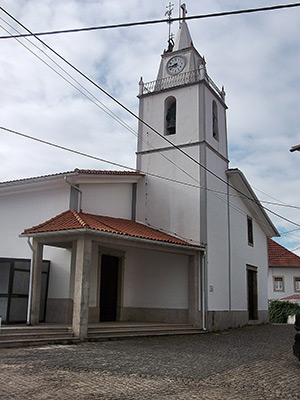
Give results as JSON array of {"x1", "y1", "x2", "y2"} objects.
[{"x1": 0, "y1": 324, "x2": 299, "y2": 399}]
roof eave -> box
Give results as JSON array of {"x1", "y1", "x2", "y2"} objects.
[
  {"x1": 20, "y1": 228, "x2": 205, "y2": 252},
  {"x1": 226, "y1": 168, "x2": 280, "y2": 238}
]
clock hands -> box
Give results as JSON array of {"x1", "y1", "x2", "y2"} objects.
[{"x1": 167, "y1": 56, "x2": 185, "y2": 74}]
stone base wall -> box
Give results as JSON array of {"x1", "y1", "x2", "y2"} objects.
[
  {"x1": 88, "y1": 307, "x2": 100, "y2": 323},
  {"x1": 45, "y1": 301, "x2": 269, "y2": 331},
  {"x1": 45, "y1": 298, "x2": 73, "y2": 324},
  {"x1": 206, "y1": 310, "x2": 269, "y2": 331},
  {"x1": 120, "y1": 307, "x2": 189, "y2": 324}
]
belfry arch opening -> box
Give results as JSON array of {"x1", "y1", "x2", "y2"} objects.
[
  {"x1": 212, "y1": 100, "x2": 219, "y2": 141},
  {"x1": 165, "y1": 96, "x2": 176, "y2": 135}
]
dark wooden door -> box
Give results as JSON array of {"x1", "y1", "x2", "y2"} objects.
[
  {"x1": 247, "y1": 269, "x2": 258, "y2": 320},
  {"x1": 100, "y1": 255, "x2": 119, "y2": 322}
]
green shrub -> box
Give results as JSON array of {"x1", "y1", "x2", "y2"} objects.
[{"x1": 269, "y1": 299, "x2": 300, "y2": 323}]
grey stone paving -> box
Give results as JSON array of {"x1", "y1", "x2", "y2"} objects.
[{"x1": 0, "y1": 324, "x2": 299, "y2": 399}]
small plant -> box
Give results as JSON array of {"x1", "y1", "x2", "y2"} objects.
[{"x1": 269, "y1": 299, "x2": 300, "y2": 323}]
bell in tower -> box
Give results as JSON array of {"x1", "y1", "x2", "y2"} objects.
[{"x1": 166, "y1": 99, "x2": 176, "y2": 135}]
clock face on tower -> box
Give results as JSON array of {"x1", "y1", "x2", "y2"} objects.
[{"x1": 166, "y1": 56, "x2": 185, "y2": 75}]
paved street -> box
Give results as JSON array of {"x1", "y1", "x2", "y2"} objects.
[{"x1": 0, "y1": 324, "x2": 299, "y2": 399}]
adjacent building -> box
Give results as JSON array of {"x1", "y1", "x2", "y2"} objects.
[{"x1": 268, "y1": 238, "x2": 300, "y2": 305}]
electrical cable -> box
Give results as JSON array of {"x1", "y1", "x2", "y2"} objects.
[
  {"x1": 0, "y1": 3, "x2": 300, "y2": 39},
  {"x1": 2, "y1": 124, "x2": 300, "y2": 234},
  {"x1": 0, "y1": 7, "x2": 277, "y2": 205},
  {"x1": 1, "y1": 7, "x2": 231, "y2": 193},
  {"x1": 0, "y1": 19, "x2": 139, "y2": 139},
  {"x1": 0, "y1": 126, "x2": 201, "y2": 189},
  {"x1": 1, "y1": 7, "x2": 300, "y2": 231},
  {"x1": 0, "y1": 16, "x2": 200, "y2": 187}
]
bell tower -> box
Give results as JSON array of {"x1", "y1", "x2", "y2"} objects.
[{"x1": 136, "y1": 4, "x2": 229, "y2": 246}]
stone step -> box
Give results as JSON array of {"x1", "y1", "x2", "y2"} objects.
[
  {"x1": 0, "y1": 335, "x2": 80, "y2": 348},
  {"x1": 87, "y1": 325, "x2": 205, "y2": 340},
  {"x1": 0, "y1": 326, "x2": 72, "y2": 334},
  {"x1": 0, "y1": 326, "x2": 76, "y2": 348},
  {"x1": 0, "y1": 324, "x2": 206, "y2": 348},
  {"x1": 88, "y1": 323, "x2": 198, "y2": 332},
  {"x1": 0, "y1": 331, "x2": 74, "y2": 340}
]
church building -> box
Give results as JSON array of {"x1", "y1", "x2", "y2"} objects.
[{"x1": 0, "y1": 9, "x2": 279, "y2": 339}]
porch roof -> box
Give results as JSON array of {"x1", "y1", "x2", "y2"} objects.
[{"x1": 21, "y1": 210, "x2": 202, "y2": 249}]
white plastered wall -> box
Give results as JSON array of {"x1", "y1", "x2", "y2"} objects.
[
  {"x1": 138, "y1": 85, "x2": 200, "y2": 153},
  {"x1": 0, "y1": 183, "x2": 72, "y2": 299},
  {"x1": 123, "y1": 247, "x2": 189, "y2": 309},
  {"x1": 206, "y1": 149, "x2": 230, "y2": 311},
  {"x1": 80, "y1": 183, "x2": 133, "y2": 219},
  {"x1": 228, "y1": 187, "x2": 269, "y2": 312},
  {"x1": 136, "y1": 147, "x2": 200, "y2": 243},
  {"x1": 268, "y1": 267, "x2": 300, "y2": 300}
]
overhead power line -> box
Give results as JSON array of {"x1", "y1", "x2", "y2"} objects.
[
  {"x1": 2, "y1": 125, "x2": 300, "y2": 232},
  {"x1": 1, "y1": 15, "x2": 298, "y2": 215},
  {"x1": 1, "y1": 3, "x2": 300, "y2": 39},
  {"x1": 1, "y1": 6, "x2": 300, "y2": 231},
  {"x1": 0, "y1": 21, "x2": 200, "y2": 188},
  {"x1": 0, "y1": 126, "x2": 201, "y2": 189}
]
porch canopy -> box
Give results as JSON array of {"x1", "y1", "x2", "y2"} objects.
[{"x1": 21, "y1": 210, "x2": 205, "y2": 339}]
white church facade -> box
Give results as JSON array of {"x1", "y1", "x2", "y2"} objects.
[{"x1": 0, "y1": 16, "x2": 279, "y2": 338}]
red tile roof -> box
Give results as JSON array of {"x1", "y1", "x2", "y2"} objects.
[
  {"x1": 73, "y1": 169, "x2": 142, "y2": 176},
  {"x1": 22, "y1": 210, "x2": 198, "y2": 248},
  {"x1": 281, "y1": 294, "x2": 300, "y2": 301},
  {"x1": 268, "y1": 238, "x2": 300, "y2": 267}
]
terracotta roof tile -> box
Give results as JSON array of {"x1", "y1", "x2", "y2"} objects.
[
  {"x1": 268, "y1": 238, "x2": 300, "y2": 267},
  {"x1": 73, "y1": 168, "x2": 143, "y2": 176},
  {"x1": 22, "y1": 210, "x2": 198, "y2": 248},
  {"x1": 281, "y1": 294, "x2": 300, "y2": 301}
]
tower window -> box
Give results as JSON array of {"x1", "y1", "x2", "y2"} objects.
[
  {"x1": 247, "y1": 216, "x2": 254, "y2": 246},
  {"x1": 165, "y1": 96, "x2": 176, "y2": 135},
  {"x1": 212, "y1": 100, "x2": 219, "y2": 141}
]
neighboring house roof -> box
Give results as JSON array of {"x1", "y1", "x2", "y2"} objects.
[
  {"x1": 21, "y1": 210, "x2": 201, "y2": 249},
  {"x1": 268, "y1": 238, "x2": 300, "y2": 267},
  {"x1": 0, "y1": 168, "x2": 143, "y2": 188},
  {"x1": 280, "y1": 294, "x2": 300, "y2": 301},
  {"x1": 226, "y1": 168, "x2": 279, "y2": 238}
]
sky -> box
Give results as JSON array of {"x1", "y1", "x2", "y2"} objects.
[{"x1": 0, "y1": 0, "x2": 300, "y2": 252}]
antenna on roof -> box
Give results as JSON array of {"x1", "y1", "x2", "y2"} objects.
[{"x1": 165, "y1": 2, "x2": 175, "y2": 52}]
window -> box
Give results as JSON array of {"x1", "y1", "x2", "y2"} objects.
[
  {"x1": 212, "y1": 100, "x2": 219, "y2": 141},
  {"x1": 294, "y1": 277, "x2": 300, "y2": 292},
  {"x1": 273, "y1": 276, "x2": 284, "y2": 292},
  {"x1": 247, "y1": 216, "x2": 254, "y2": 246},
  {"x1": 0, "y1": 258, "x2": 50, "y2": 324},
  {"x1": 165, "y1": 96, "x2": 176, "y2": 135}
]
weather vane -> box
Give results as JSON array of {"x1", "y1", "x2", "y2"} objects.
[
  {"x1": 165, "y1": 2, "x2": 175, "y2": 52},
  {"x1": 181, "y1": 3, "x2": 187, "y2": 19},
  {"x1": 178, "y1": 1, "x2": 187, "y2": 24}
]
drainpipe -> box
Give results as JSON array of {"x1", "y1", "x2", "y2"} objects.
[
  {"x1": 200, "y1": 250, "x2": 207, "y2": 331},
  {"x1": 64, "y1": 176, "x2": 82, "y2": 212},
  {"x1": 26, "y1": 237, "x2": 34, "y2": 325}
]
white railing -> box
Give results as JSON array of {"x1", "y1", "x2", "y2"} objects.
[{"x1": 140, "y1": 69, "x2": 224, "y2": 99}]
